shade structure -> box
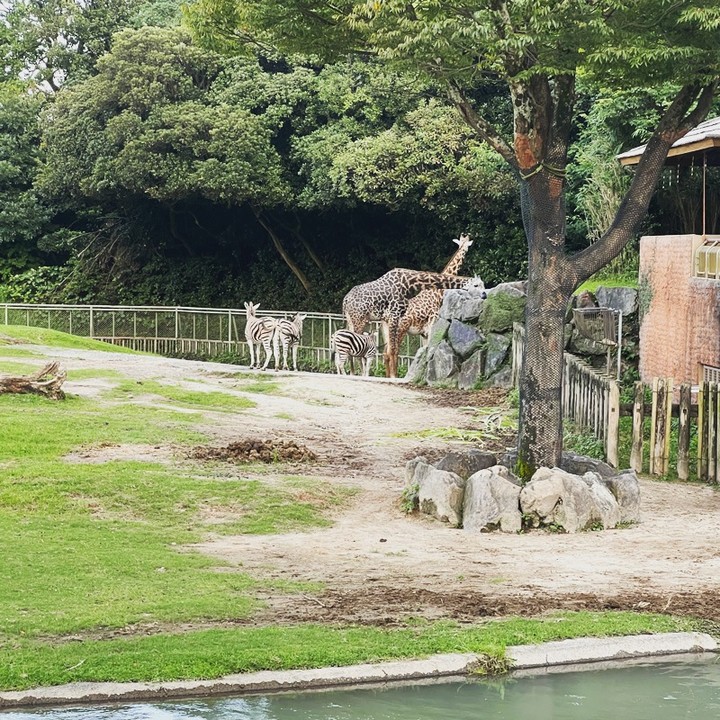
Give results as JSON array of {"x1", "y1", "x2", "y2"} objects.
[{"x1": 617, "y1": 116, "x2": 720, "y2": 166}]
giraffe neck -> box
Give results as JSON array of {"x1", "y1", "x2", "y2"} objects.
[{"x1": 442, "y1": 245, "x2": 470, "y2": 275}]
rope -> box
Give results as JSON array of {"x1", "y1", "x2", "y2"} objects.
[{"x1": 519, "y1": 162, "x2": 567, "y2": 181}]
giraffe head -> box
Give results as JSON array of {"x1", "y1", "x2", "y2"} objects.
[
  {"x1": 463, "y1": 276, "x2": 487, "y2": 298},
  {"x1": 453, "y1": 233, "x2": 473, "y2": 249}
]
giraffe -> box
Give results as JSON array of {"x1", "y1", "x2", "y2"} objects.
[
  {"x1": 342, "y1": 268, "x2": 481, "y2": 378},
  {"x1": 397, "y1": 234, "x2": 479, "y2": 347}
]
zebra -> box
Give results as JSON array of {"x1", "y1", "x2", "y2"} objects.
[
  {"x1": 276, "y1": 313, "x2": 307, "y2": 371},
  {"x1": 243, "y1": 301, "x2": 279, "y2": 371},
  {"x1": 330, "y1": 329, "x2": 377, "y2": 376}
]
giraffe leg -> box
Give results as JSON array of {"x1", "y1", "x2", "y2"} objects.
[{"x1": 386, "y1": 320, "x2": 400, "y2": 378}]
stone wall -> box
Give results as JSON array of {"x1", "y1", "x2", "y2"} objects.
[
  {"x1": 407, "y1": 282, "x2": 639, "y2": 389},
  {"x1": 406, "y1": 281, "x2": 527, "y2": 389},
  {"x1": 639, "y1": 234, "x2": 720, "y2": 383}
]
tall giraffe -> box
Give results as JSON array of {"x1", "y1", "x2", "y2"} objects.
[
  {"x1": 342, "y1": 268, "x2": 481, "y2": 378},
  {"x1": 397, "y1": 234, "x2": 478, "y2": 347}
]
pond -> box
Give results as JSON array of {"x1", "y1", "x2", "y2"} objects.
[{"x1": 4, "y1": 657, "x2": 720, "y2": 720}]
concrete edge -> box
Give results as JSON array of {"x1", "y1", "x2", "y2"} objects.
[
  {"x1": 1, "y1": 632, "x2": 717, "y2": 710},
  {"x1": 507, "y1": 631, "x2": 718, "y2": 669}
]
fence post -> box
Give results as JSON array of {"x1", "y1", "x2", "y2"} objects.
[
  {"x1": 606, "y1": 380, "x2": 620, "y2": 467},
  {"x1": 630, "y1": 381, "x2": 644, "y2": 473},
  {"x1": 89, "y1": 306, "x2": 94, "y2": 337},
  {"x1": 699, "y1": 382, "x2": 709, "y2": 482},
  {"x1": 650, "y1": 378, "x2": 672, "y2": 476},
  {"x1": 677, "y1": 383, "x2": 691, "y2": 481},
  {"x1": 710, "y1": 383, "x2": 718, "y2": 484},
  {"x1": 3, "y1": 305, "x2": 7, "y2": 325}
]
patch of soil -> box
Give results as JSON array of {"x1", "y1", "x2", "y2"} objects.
[
  {"x1": 190, "y1": 439, "x2": 317, "y2": 464},
  {"x1": 408, "y1": 385, "x2": 511, "y2": 408},
  {"x1": 16, "y1": 345, "x2": 720, "y2": 627}
]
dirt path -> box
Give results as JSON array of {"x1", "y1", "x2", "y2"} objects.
[{"x1": 17, "y1": 344, "x2": 720, "y2": 624}]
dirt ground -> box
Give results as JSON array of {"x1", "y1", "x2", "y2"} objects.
[{"x1": 15, "y1": 343, "x2": 720, "y2": 626}]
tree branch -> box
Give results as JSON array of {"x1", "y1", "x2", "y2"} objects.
[
  {"x1": 571, "y1": 78, "x2": 720, "y2": 282},
  {"x1": 252, "y1": 207, "x2": 313, "y2": 294},
  {"x1": 446, "y1": 80, "x2": 517, "y2": 169}
]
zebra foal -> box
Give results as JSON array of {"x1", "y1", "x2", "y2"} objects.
[
  {"x1": 330, "y1": 329, "x2": 376, "y2": 376},
  {"x1": 243, "y1": 301, "x2": 279, "y2": 371},
  {"x1": 276, "y1": 313, "x2": 307, "y2": 371}
]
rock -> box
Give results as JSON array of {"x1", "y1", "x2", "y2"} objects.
[
  {"x1": 412, "y1": 461, "x2": 466, "y2": 526},
  {"x1": 439, "y1": 289, "x2": 487, "y2": 323},
  {"x1": 463, "y1": 465, "x2": 522, "y2": 533},
  {"x1": 485, "y1": 333, "x2": 511, "y2": 375},
  {"x1": 406, "y1": 346, "x2": 429, "y2": 384},
  {"x1": 447, "y1": 320, "x2": 485, "y2": 359},
  {"x1": 427, "y1": 318, "x2": 451, "y2": 347},
  {"x1": 405, "y1": 455, "x2": 428, "y2": 485},
  {"x1": 600, "y1": 469, "x2": 641, "y2": 523},
  {"x1": 595, "y1": 286, "x2": 639, "y2": 316},
  {"x1": 582, "y1": 472, "x2": 621, "y2": 529},
  {"x1": 486, "y1": 364, "x2": 513, "y2": 388},
  {"x1": 560, "y1": 452, "x2": 616, "y2": 478},
  {"x1": 458, "y1": 348, "x2": 485, "y2": 390},
  {"x1": 520, "y1": 467, "x2": 600, "y2": 533},
  {"x1": 434, "y1": 449, "x2": 498, "y2": 479},
  {"x1": 426, "y1": 341, "x2": 459, "y2": 384}
]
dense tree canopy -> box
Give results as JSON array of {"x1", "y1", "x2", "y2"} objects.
[{"x1": 183, "y1": 0, "x2": 720, "y2": 471}]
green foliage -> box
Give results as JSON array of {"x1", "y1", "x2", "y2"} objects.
[
  {"x1": 400, "y1": 481, "x2": 419, "y2": 514},
  {"x1": 478, "y1": 293, "x2": 526, "y2": 334},
  {"x1": 563, "y1": 424, "x2": 606, "y2": 461},
  {"x1": 0, "y1": 266, "x2": 65, "y2": 302}
]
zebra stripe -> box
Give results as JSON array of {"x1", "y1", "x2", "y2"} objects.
[
  {"x1": 330, "y1": 329, "x2": 377, "y2": 376},
  {"x1": 276, "y1": 313, "x2": 307, "y2": 371},
  {"x1": 244, "y1": 301, "x2": 279, "y2": 371}
]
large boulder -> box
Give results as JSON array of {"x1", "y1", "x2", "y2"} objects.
[
  {"x1": 406, "y1": 346, "x2": 430, "y2": 384},
  {"x1": 560, "y1": 452, "x2": 616, "y2": 478},
  {"x1": 411, "y1": 461, "x2": 466, "y2": 526},
  {"x1": 599, "y1": 469, "x2": 641, "y2": 523},
  {"x1": 478, "y1": 290, "x2": 526, "y2": 333},
  {"x1": 520, "y1": 466, "x2": 621, "y2": 532},
  {"x1": 427, "y1": 318, "x2": 451, "y2": 347},
  {"x1": 439, "y1": 288, "x2": 488, "y2": 323},
  {"x1": 447, "y1": 320, "x2": 486, "y2": 359},
  {"x1": 434, "y1": 449, "x2": 498, "y2": 479},
  {"x1": 485, "y1": 333, "x2": 512, "y2": 376},
  {"x1": 595, "y1": 286, "x2": 639, "y2": 316},
  {"x1": 463, "y1": 465, "x2": 522, "y2": 533},
  {"x1": 582, "y1": 472, "x2": 621, "y2": 529},
  {"x1": 426, "y1": 341, "x2": 460, "y2": 384},
  {"x1": 458, "y1": 348, "x2": 485, "y2": 390}
]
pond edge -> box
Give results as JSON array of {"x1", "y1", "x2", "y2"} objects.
[{"x1": 0, "y1": 631, "x2": 716, "y2": 710}]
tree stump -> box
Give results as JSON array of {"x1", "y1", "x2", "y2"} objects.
[{"x1": 0, "y1": 362, "x2": 67, "y2": 399}]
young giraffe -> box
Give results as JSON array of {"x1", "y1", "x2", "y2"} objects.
[
  {"x1": 342, "y1": 268, "x2": 479, "y2": 378},
  {"x1": 397, "y1": 234, "x2": 482, "y2": 346}
]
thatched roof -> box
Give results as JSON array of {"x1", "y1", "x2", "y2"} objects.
[{"x1": 617, "y1": 116, "x2": 720, "y2": 166}]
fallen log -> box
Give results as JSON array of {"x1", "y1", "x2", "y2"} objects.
[{"x1": 0, "y1": 361, "x2": 67, "y2": 399}]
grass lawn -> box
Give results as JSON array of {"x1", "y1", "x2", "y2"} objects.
[{"x1": 0, "y1": 326, "x2": 705, "y2": 692}]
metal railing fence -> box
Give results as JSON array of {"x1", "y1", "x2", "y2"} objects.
[{"x1": 0, "y1": 303, "x2": 422, "y2": 370}]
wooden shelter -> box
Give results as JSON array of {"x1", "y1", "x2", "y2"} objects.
[{"x1": 617, "y1": 117, "x2": 720, "y2": 386}]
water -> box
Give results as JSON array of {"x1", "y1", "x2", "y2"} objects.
[{"x1": 4, "y1": 657, "x2": 720, "y2": 720}]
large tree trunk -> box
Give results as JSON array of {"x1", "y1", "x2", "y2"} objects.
[{"x1": 516, "y1": 168, "x2": 577, "y2": 476}]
